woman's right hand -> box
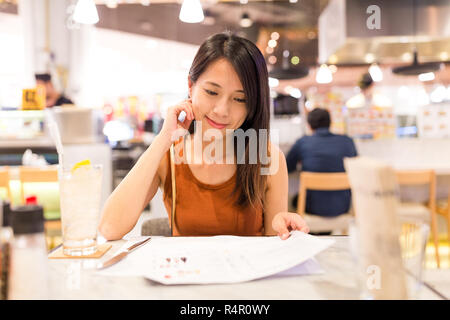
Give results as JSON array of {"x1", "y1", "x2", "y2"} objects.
[{"x1": 159, "y1": 99, "x2": 195, "y2": 145}]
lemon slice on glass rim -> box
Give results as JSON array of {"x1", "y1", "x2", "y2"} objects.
[{"x1": 71, "y1": 159, "x2": 92, "y2": 173}]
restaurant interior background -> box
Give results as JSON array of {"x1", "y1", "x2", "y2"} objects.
[{"x1": 0, "y1": 0, "x2": 449, "y2": 268}]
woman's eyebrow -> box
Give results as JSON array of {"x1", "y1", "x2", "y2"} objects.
[{"x1": 205, "y1": 81, "x2": 245, "y2": 94}]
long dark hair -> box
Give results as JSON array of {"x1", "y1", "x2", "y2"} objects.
[{"x1": 188, "y1": 32, "x2": 271, "y2": 209}]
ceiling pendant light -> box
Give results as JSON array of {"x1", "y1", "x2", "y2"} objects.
[
  {"x1": 106, "y1": 0, "x2": 118, "y2": 9},
  {"x1": 393, "y1": 50, "x2": 442, "y2": 76},
  {"x1": 392, "y1": 0, "x2": 441, "y2": 76},
  {"x1": 315, "y1": 64, "x2": 332, "y2": 84},
  {"x1": 418, "y1": 72, "x2": 435, "y2": 82},
  {"x1": 179, "y1": 0, "x2": 204, "y2": 24},
  {"x1": 73, "y1": 0, "x2": 99, "y2": 25},
  {"x1": 240, "y1": 13, "x2": 253, "y2": 28},
  {"x1": 369, "y1": 63, "x2": 383, "y2": 82}
]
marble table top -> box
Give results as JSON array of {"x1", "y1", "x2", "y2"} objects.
[{"x1": 47, "y1": 236, "x2": 448, "y2": 300}]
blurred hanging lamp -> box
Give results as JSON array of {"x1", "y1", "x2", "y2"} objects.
[
  {"x1": 202, "y1": 9, "x2": 216, "y2": 25},
  {"x1": 106, "y1": 0, "x2": 118, "y2": 9},
  {"x1": 392, "y1": 49, "x2": 442, "y2": 76},
  {"x1": 315, "y1": 64, "x2": 332, "y2": 84},
  {"x1": 179, "y1": 0, "x2": 204, "y2": 23},
  {"x1": 418, "y1": 72, "x2": 435, "y2": 82},
  {"x1": 73, "y1": 0, "x2": 99, "y2": 25},
  {"x1": 392, "y1": 0, "x2": 441, "y2": 76},
  {"x1": 240, "y1": 13, "x2": 253, "y2": 28},
  {"x1": 369, "y1": 63, "x2": 383, "y2": 82}
]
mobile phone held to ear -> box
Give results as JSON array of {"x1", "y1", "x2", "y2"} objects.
[{"x1": 178, "y1": 111, "x2": 187, "y2": 123}]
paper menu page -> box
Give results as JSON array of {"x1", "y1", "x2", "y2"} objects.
[{"x1": 97, "y1": 231, "x2": 334, "y2": 285}]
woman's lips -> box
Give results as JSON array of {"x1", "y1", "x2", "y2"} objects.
[{"x1": 205, "y1": 116, "x2": 228, "y2": 129}]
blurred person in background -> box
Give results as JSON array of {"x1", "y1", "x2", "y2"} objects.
[
  {"x1": 346, "y1": 72, "x2": 391, "y2": 109},
  {"x1": 35, "y1": 73, "x2": 73, "y2": 108},
  {"x1": 286, "y1": 108, "x2": 357, "y2": 233}
]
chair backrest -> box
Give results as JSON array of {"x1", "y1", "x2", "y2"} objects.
[
  {"x1": 0, "y1": 167, "x2": 12, "y2": 202},
  {"x1": 141, "y1": 217, "x2": 171, "y2": 236},
  {"x1": 395, "y1": 169, "x2": 436, "y2": 210},
  {"x1": 19, "y1": 166, "x2": 58, "y2": 204},
  {"x1": 297, "y1": 172, "x2": 350, "y2": 217}
]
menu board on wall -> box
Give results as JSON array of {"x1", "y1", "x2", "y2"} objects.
[
  {"x1": 306, "y1": 90, "x2": 397, "y2": 139},
  {"x1": 346, "y1": 106, "x2": 396, "y2": 140},
  {"x1": 417, "y1": 103, "x2": 450, "y2": 138},
  {"x1": 306, "y1": 91, "x2": 346, "y2": 135}
]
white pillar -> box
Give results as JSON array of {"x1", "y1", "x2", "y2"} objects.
[{"x1": 17, "y1": 0, "x2": 94, "y2": 103}]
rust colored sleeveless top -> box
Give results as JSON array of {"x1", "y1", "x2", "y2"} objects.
[{"x1": 162, "y1": 146, "x2": 264, "y2": 236}]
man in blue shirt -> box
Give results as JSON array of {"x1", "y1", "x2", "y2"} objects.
[{"x1": 286, "y1": 108, "x2": 357, "y2": 219}]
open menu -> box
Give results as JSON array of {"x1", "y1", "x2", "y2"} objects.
[{"x1": 97, "y1": 231, "x2": 334, "y2": 285}]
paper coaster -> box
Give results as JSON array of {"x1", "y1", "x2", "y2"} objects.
[{"x1": 48, "y1": 243, "x2": 112, "y2": 259}]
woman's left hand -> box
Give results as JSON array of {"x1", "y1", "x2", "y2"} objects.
[{"x1": 272, "y1": 212, "x2": 310, "y2": 240}]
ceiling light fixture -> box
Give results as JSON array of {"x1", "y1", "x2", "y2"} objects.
[
  {"x1": 106, "y1": 0, "x2": 118, "y2": 9},
  {"x1": 179, "y1": 0, "x2": 204, "y2": 24},
  {"x1": 393, "y1": 50, "x2": 442, "y2": 76},
  {"x1": 291, "y1": 56, "x2": 300, "y2": 65},
  {"x1": 73, "y1": 0, "x2": 99, "y2": 24},
  {"x1": 265, "y1": 47, "x2": 274, "y2": 54},
  {"x1": 328, "y1": 64, "x2": 337, "y2": 73},
  {"x1": 316, "y1": 64, "x2": 332, "y2": 84},
  {"x1": 364, "y1": 53, "x2": 375, "y2": 64},
  {"x1": 418, "y1": 72, "x2": 435, "y2": 82},
  {"x1": 268, "y1": 55, "x2": 277, "y2": 64},
  {"x1": 268, "y1": 77, "x2": 279, "y2": 88},
  {"x1": 268, "y1": 39, "x2": 277, "y2": 48},
  {"x1": 392, "y1": 0, "x2": 441, "y2": 76},
  {"x1": 289, "y1": 88, "x2": 302, "y2": 99},
  {"x1": 202, "y1": 9, "x2": 215, "y2": 25},
  {"x1": 240, "y1": 13, "x2": 253, "y2": 28},
  {"x1": 328, "y1": 54, "x2": 338, "y2": 65},
  {"x1": 369, "y1": 63, "x2": 383, "y2": 82}
]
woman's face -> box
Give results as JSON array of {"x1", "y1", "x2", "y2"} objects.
[{"x1": 188, "y1": 58, "x2": 248, "y2": 135}]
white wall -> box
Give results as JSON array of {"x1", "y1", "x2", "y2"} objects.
[
  {"x1": 77, "y1": 28, "x2": 199, "y2": 108},
  {"x1": 0, "y1": 13, "x2": 27, "y2": 108}
]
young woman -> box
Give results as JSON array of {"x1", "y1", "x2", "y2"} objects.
[{"x1": 99, "y1": 32, "x2": 309, "y2": 240}]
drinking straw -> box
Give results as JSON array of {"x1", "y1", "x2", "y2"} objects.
[{"x1": 47, "y1": 117, "x2": 64, "y2": 177}]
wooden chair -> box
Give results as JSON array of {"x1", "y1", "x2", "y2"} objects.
[
  {"x1": 19, "y1": 166, "x2": 61, "y2": 244},
  {"x1": 141, "y1": 217, "x2": 171, "y2": 236},
  {"x1": 0, "y1": 167, "x2": 13, "y2": 202},
  {"x1": 19, "y1": 166, "x2": 59, "y2": 204},
  {"x1": 436, "y1": 187, "x2": 450, "y2": 253},
  {"x1": 297, "y1": 172, "x2": 353, "y2": 235},
  {"x1": 395, "y1": 170, "x2": 440, "y2": 268}
]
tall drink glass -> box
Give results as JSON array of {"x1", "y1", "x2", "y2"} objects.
[
  {"x1": 349, "y1": 219, "x2": 430, "y2": 300},
  {"x1": 59, "y1": 164, "x2": 102, "y2": 256}
]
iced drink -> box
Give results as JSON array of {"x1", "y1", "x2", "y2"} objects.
[{"x1": 59, "y1": 163, "x2": 102, "y2": 256}]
